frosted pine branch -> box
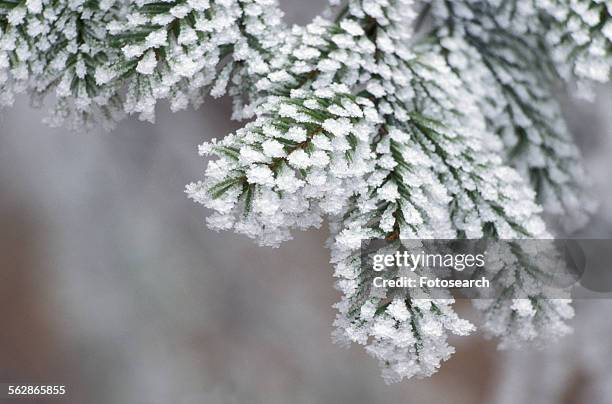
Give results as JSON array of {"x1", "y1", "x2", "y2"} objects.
[
  {"x1": 98, "y1": 0, "x2": 285, "y2": 121},
  {"x1": 431, "y1": 0, "x2": 601, "y2": 232},
  {"x1": 540, "y1": 0, "x2": 611, "y2": 97},
  {"x1": 0, "y1": 0, "x2": 124, "y2": 129},
  {"x1": 186, "y1": 88, "x2": 377, "y2": 247},
  {"x1": 2, "y1": 0, "x2": 610, "y2": 384},
  {"x1": 187, "y1": 0, "x2": 588, "y2": 382}
]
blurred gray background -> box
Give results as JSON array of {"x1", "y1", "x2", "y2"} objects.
[{"x1": 1, "y1": 1, "x2": 611, "y2": 403}]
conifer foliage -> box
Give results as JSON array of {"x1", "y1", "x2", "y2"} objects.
[{"x1": 2, "y1": 0, "x2": 610, "y2": 383}]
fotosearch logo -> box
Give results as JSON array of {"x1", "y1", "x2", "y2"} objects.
[{"x1": 361, "y1": 239, "x2": 612, "y2": 299}]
